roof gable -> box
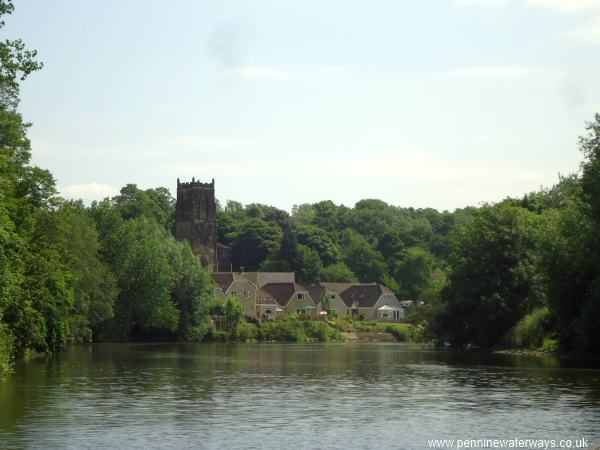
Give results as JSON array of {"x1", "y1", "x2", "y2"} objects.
[{"x1": 339, "y1": 284, "x2": 383, "y2": 308}]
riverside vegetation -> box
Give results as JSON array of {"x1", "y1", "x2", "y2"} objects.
[{"x1": 2, "y1": 0, "x2": 600, "y2": 378}]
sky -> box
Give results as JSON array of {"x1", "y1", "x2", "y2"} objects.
[{"x1": 5, "y1": 0, "x2": 600, "y2": 212}]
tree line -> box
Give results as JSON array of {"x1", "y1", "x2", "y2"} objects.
[{"x1": 2, "y1": 0, "x2": 600, "y2": 378}]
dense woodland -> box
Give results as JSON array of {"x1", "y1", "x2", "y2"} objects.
[{"x1": 2, "y1": 1, "x2": 600, "y2": 377}]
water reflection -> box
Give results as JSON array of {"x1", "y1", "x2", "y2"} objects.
[{"x1": 1, "y1": 343, "x2": 600, "y2": 450}]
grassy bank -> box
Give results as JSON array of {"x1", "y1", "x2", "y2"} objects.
[{"x1": 205, "y1": 315, "x2": 423, "y2": 343}]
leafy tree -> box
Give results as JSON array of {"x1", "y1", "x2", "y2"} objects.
[
  {"x1": 54, "y1": 202, "x2": 117, "y2": 343},
  {"x1": 225, "y1": 295, "x2": 244, "y2": 330},
  {"x1": 296, "y1": 224, "x2": 342, "y2": 266},
  {"x1": 113, "y1": 184, "x2": 174, "y2": 231},
  {"x1": 540, "y1": 114, "x2": 600, "y2": 354},
  {"x1": 320, "y1": 263, "x2": 358, "y2": 283},
  {"x1": 393, "y1": 247, "x2": 434, "y2": 300},
  {"x1": 98, "y1": 218, "x2": 179, "y2": 341},
  {"x1": 435, "y1": 204, "x2": 543, "y2": 348},
  {"x1": 341, "y1": 229, "x2": 386, "y2": 283},
  {"x1": 295, "y1": 244, "x2": 323, "y2": 284},
  {"x1": 230, "y1": 219, "x2": 282, "y2": 270},
  {"x1": 168, "y1": 239, "x2": 214, "y2": 341},
  {"x1": 291, "y1": 203, "x2": 316, "y2": 226}
]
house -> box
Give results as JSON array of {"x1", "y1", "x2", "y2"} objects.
[
  {"x1": 210, "y1": 271, "x2": 297, "y2": 319},
  {"x1": 320, "y1": 282, "x2": 404, "y2": 321},
  {"x1": 210, "y1": 271, "x2": 403, "y2": 321},
  {"x1": 211, "y1": 272, "x2": 258, "y2": 318},
  {"x1": 260, "y1": 282, "x2": 318, "y2": 318},
  {"x1": 306, "y1": 284, "x2": 350, "y2": 317}
]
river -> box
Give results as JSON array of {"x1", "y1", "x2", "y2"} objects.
[{"x1": 1, "y1": 343, "x2": 599, "y2": 449}]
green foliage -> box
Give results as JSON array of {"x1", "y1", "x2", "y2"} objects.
[
  {"x1": 341, "y1": 229, "x2": 386, "y2": 283},
  {"x1": 232, "y1": 323, "x2": 258, "y2": 342},
  {"x1": 0, "y1": 322, "x2": 14, "y2": 378},
  {"x1": 384, "y1": 324, "x2": 406, "y2": 342},
  {"x1": 320, "y1": 263, "x2": 358, "y2": 283},
  {"x1": 0, "y1": 0, "x2": 43, "y2": 109},
  {"x1": 393, "y1": 247, "x2": 434, "y2": 300},
  {"x1": 257, "y1": 316, "x2": 306, "y2": 342},
  {"x1": 225, "y1": 296, "x2": 244, "y2": 330},
  {"x1": 436, "y1": 204, "x2": 543, "y2": 348},
  {"x1": 505, "y1": 307, "x2": 554, "y2": 349}
]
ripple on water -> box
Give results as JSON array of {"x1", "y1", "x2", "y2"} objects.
[{"x1": 2, "y1": 343, "x2": 600, "y2": 450}]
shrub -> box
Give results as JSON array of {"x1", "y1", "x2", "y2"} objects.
[
  {"x1": 257, "y1": 318, "x2": 306, "y2": 342},
  {"x1": 303, "y1": 321, "x2": 337, "y2": 341},
  {"x1": 505, "y1": 307, "x2": 554, "y2": 349},
  {"x1": 234, "y1": 323, "x2": 257, "y2": 342},
  {"x1": 384, "y1": 324, "x2": 406, "y2": 342}
]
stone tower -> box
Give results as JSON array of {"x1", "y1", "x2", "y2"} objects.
[{"x1": 175, "y1": 178, "x2": 217, "y2": 270}]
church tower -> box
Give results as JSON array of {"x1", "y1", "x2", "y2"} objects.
[{"x1": 175, "y1": 178, "x2": 217, "y2": 270}]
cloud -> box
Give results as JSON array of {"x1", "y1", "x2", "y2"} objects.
[
  {"x1": 222, "y1": 66, "x2": 298, "y2": 80},
  {"x1": 456, "y1": 0, "x2": 600, "y2": 11},
  {"x1": 60, "y1": 182, "x2": 118, "y2": 202},
  {"x1": 439, "y1": 65, "x2": 541, "y2": 78},
  {"x1": 563, "y1": 16, "x2": 600, "y2": 44},
  {"x1": 525, "y1": 0, "x2": 600, "y2": 13}
]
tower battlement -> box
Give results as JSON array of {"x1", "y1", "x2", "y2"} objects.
[{"x1": 177, "y1": 178, "x2": 214, "y2": 189}]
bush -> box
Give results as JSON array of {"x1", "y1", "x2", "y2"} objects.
[
  {"x1": 234, "y1": 323, "x2": 257, "y2": 342},
  {"x1": 303, "y1": 321, "x2": 340, "y2": 341},
  {"x1": 505, "y1": 307, "x2": 554, "y2": 349},
  {"x1": 384, "y1": 324, "x2": 406, "y2": 342},
  {"x1": 257, "y1": 317, "x2": 306, "y2": 342}
]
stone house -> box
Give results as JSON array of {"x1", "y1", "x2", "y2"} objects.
[
  {"x1": 210, "y1": 271, "x2": 403, "y2": 321},
  {"x1": 320, "y1": 282, "x2": 404, "y2": 321}
]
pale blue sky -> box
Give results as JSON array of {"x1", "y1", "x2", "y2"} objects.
[{"x1": 6, "y1": 0, "x2": 600, "y2": 211}]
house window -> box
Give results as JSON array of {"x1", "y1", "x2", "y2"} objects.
[
  {"x1": 330, "y1": 294, "x2": 335, "y2": 300},
  {"x1": 244, "y1": 290, "x2": 250, "y2": 298},
  {"x1": 265, "y1": 308, "x2": 272, "y2": 315},
  {"x1": 382, "y1": 312, "x2": 389, "y2": 318},
  {"x1": 297, "y1": 293, "x2": 305, "y2": 300},
  {"x1": 231, "y1": 290, "x2": 237, "y2": 296}
]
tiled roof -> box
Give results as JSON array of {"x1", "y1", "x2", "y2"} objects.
[
  {"x1": 319, "y1": 282, "x2": 357, "y2": 294},
  {"x1": 214, "y1": 271, "x2": 295, "y2": 288},
  {"x1": 339, "y1": 284, "x2": 385, "y2": 308},
  {"x1": 211, "y1": 273, "x2": 234, "y2": 291},
  {"x1": 305, "y1": 285, "x2": 325, "y2": 304},
  {"x1": 260, "y1": 283, "x2": 296, "y2": 306}
]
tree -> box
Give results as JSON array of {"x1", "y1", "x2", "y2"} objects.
[
  {"x1": 97, "y1": 218, "x2": 179, "y2": 341},
  {"x1": 540, "y1": 114, "x2": 600, "y2": 354},
  {"x1": 435, "y1": 204, "x2": 543, "y2": 348},
  {"x1": 296, "y1": 224, "x2": 342, "y2": 266},
  {"x1": 393, "y1": 247, "x2": 434, "y2": 300},
  {"x1": 0, "y1": 0, "x2": 43, "y2": 110},
  {"x1": 168, "y1": 239, "x2": 214, "y2": 341},
  {"x1": 320, "y1": 263, "x2": 358, "y2": 283},
  {"x1": 341, "y1": 229, "x2": 386, "y2": 283},
  {"x1": 225, "y1": 296, "x2": 244, "y2": 330},
  {"x1": 54, "y1": 202, "x2": 117, "y2": 343},
  {"x1": 230, "y1": 219, "x2": 282, "y2": 270},
  {"x1": 295, "y1": 244, "x2": 323, "y2": 284}
]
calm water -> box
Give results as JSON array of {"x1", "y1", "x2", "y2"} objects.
[{"x1": 1, "y1": 343, "x2": 600, "y2": 450}]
